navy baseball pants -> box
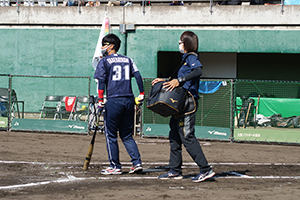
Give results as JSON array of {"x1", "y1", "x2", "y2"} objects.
[{"x1": 104, "y1": 96, "x2": 142, "y2": 169}]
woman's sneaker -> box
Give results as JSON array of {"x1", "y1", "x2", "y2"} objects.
[
  {"x1": 129, "y1": 164, "x2": 143, "y2": 174},
  {"x1": 101, "y1": 167, "x2": 122, "y2": 175},
  {"x1": 158, "y1": 169, "x2": 183, "y2": 180},
  {"x1": 191, "y1": 169, "x2": 215, "y2": 182}
]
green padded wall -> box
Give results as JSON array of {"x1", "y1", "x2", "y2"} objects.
[{"x1": 1, "y1": 28, "x2": 300, "y2": 112}]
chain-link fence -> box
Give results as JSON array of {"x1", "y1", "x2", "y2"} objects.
[
  {"x1": 142, "y1": 78, "x2": 300, "y2": 145},
  {"x1": 2, "y1": 75, "x2": 300, "y2": 144},
  {"x1": 142, "y1": 78, "x2": 233, "y2": 141},
  {"x1": 234, "y1": 79, "x2": 300, "y2": 144},
  {"x1": 0, "y1": 74, "x2": 90, "y2": 133}
]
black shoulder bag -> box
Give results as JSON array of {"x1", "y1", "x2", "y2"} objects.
[{"x1": 146, "y1": 53, "x2": 197, "y2": 117}]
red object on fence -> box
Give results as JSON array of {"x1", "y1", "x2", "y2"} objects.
[{"x1": 65, "y1": 96, "x2": 76, "y2": 112}]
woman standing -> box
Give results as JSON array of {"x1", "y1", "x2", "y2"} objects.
[{"x1": 152, "y1": 31, "x2": 215, "y2": 182}]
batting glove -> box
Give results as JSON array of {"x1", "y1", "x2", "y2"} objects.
[
  {"x1": 136, "y1": 92, "x2": 145, "y2": 105},
  {"x1": 138, "y1": 92, "x2": 144, "y2": 101},
  {"x1": 97, "y1": 101, "x2": 105, "y2": 113}
]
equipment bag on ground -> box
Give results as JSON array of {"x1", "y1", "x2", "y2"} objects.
[
  {"x1": 270, "y1": 114, "x2": 300, "y2": 128},
  {"x1": 146, "y1": 81, "x2": 187, "y2": 117}
]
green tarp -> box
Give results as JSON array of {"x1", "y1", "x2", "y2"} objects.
[{"x1": 236, "y1": 97, "x2": 300, "y2": 118}]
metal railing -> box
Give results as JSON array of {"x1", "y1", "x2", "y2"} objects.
[{"x1": 1, "y1": 0, "x2": 285, "y2": 16}]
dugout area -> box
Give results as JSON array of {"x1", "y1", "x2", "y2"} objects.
[
  {"x1": 1, "y1": 74, "x2": 300, "y2": 144},
  {"x1": 142, "y1": 78, "x2": 300, "y2": 145},
  {"x1": 0, "y1": 74, "x2": 90, "y2": 134}
]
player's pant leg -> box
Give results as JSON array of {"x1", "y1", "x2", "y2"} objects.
[
  {"x1": 168, "y1": 116, "x2": 183, "y2": 173},
  {"x1": 105, "y1": 98, "x2": 122, "y2": 169},
  {"x1": 118, "y1": 97, "x2": 142, "y2": 166},
  {"x1": 179, "y1": 112, "x2": 211, "y2": 172}
]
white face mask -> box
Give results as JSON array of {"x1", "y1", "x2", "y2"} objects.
[
  {"x1": 101, "y1": 44, "x2": 112, "y2": 57},
  {"x1": 179, "y1": 43, "x2": 185, "y2": 54}
]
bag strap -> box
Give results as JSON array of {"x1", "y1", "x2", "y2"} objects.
[
  {"x1": 168, "y1": 52, "x2": 199, "y2": 81},
  {"x1": 174, "y1": 91, "x2": 197, "y2": 119}
]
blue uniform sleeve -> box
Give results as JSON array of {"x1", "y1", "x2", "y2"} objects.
[
  {"x1": 98, "y1": 79, "x2": 105, "y2": 90},
  {"x1": 129, "y1": 58, "x2": 144, "y2": 93},
  {"x1": 133, "y1": 71, "x2": 144, "y2": 93},
  {"x1": 94, "y1": 59, "x2": 106, "y2": 81},
  {"x1": 178, "y1": 54, "x2": 202, "y2": 83},
  {"x1": 94, "y1": 59, "x2": 106, "y2": 90}
]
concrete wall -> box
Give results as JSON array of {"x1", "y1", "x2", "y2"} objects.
[{"x1": 1, "y1": 5, "x2": 300, "y2": 112}]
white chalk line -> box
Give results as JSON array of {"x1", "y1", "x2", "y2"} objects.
[
  {"x1": 220, "y1": 175, "x2": 300, "y2": 179},
  {"x1": 0, "y1": 175, "x2": 96, "y2": 190},
  {"x1": 1, "y1": 174, "x2": 300, "y2": 190},
  {"x1": 1, "y1": 160, "x2": 300, "y2": 190},
  {"x1": 99, "y1": 175, "x2": 299, "y2": 180},
  {"x1": 1, "y1": 160, "x2": 300, "y2": 166}
]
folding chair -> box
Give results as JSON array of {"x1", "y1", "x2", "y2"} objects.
[
  {"x1": 73, "y1": 96, "x2": 89, "y2": 121},
  {"x1": 0, "y1": 88, "x2": 24, "y2": 119},
  {"x1": 39, "y1": 95, "x2": 62, "y2": 120},
  {"x1": 56, "y1": 96, "x2": 77, "y2": 120}
]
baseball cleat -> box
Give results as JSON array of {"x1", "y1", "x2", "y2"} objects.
[
  {"x1": 191, "y1": 169, "x2": 215, "y2": 182},
  {"x1": 129, "y1": 164, "x2": 143, "y2": 174},
  {"x1": 158, "y1": 169, "x2": 183, "y2": 180},
  {"x1": 101, "y1": 167, "x2": 122, "y2": 175}
]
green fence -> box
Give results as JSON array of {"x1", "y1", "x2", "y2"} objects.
[
  {"x1": 2, "y1": 75, "x2": 300, "y2": 144},
  {"x1": 142, "y1": 78, "x2": 233, "y2": 141},
  {"x1": 142, "y1": 78, "x2": 300, "y2": 145},
  {"x1": 234, "y1": 80, "x2": 300, "y2": 144},
  {"x1": 0, "y1": 74, "x2": 10, "y2": 130},
  {"x1": 0, "y1": 74, "x2": 90, "y2": 134}
]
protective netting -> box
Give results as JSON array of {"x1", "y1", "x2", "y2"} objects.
[
  {"x1": 234, "y1": 79, "x2": 300, "y2": 144},
  {"x1": 196, "y1": 80, "x2": 232, "y2": 128},
  {"x1": 235, "y1": 80, "x2": 300, "y2": 99},
  {"x1": 2, "y1": 75, "x2": 299, "y2": 144},
  {"x1": 143, "y1": 78, "x2": 233, "y2": 138},
  {"x1": 234, "y1": 80, "x2": 300, "y2": 118},
  {"x1": 0, "y1": 75, "x2": 90, "y2": 133},
  {"x1": 143, "y1": 78, "x2": 300, "y2": 144}
]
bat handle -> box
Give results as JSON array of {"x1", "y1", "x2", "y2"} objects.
[{"x1": 243, "y1": 102, "x2": 252, "y2": 129}]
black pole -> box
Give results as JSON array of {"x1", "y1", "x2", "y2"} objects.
[{"x1": 8, "y1": 75, "x2": 12, "y2": 132}]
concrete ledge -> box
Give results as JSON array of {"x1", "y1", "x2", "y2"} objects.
[{"x1": 0, "y1": 5, "x2": 299, "y2": 26}]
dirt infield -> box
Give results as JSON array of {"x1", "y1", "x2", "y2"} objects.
[{"x1": 0, "y1": 131, "x2": 300, "y2": 200}]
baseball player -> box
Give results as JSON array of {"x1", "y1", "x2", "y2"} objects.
[{"x1": 94, "y1": 34, "x2": 144, "y2": 175}]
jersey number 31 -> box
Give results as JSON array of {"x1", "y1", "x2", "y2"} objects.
[{"x1": 112, "y1": 65, "x2": 130, "y2": 81}]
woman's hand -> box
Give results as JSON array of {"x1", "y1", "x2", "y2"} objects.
[
  {"x1": 151, "y1": 78, "x2": 165, "y2": 86},
  {"x1": 163, "y1": 79, "x2": 179, "y2": 91}
]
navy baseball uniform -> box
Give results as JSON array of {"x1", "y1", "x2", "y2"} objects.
[{"x1": 94, "y1": 53, "x2": 144, "y2": 171}]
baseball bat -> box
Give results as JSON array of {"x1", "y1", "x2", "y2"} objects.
[
  {"x1": 243, "y1": 102, "x2": 252, "y2": 129},
  {"x1": 83, "y1": 106, "x2": 102, "y2": 170},
  {"x1": 255, "y1": 95, "x2": 261, "y2": 117},
  {"x1": 83, "y1": 127, "x2": 97, "y2": 170},
  {"x1": 254, "y1": 95, "x2": 260, "y2": 125}
]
